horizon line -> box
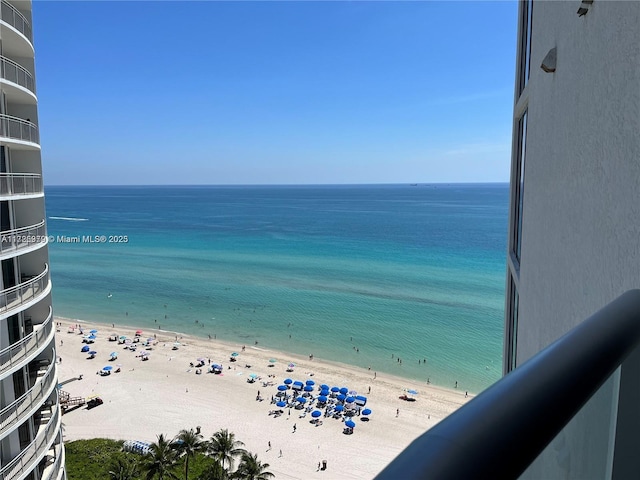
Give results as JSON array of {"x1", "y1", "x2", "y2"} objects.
[{"x1": 44, "y1": 181, "x2": 510, "y2": 187}]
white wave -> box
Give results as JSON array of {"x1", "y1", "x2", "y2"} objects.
[{"x1": 48, "y1": 216, "x2": 89, "y2": 222}]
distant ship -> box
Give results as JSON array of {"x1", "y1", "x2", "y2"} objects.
[{"x1": 410, "y1": 183, "x2": 418, "y2": 186}]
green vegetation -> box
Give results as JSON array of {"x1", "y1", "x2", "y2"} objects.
[{"x1": 65, "y1": 428, "x2": 274, "y2": 480}]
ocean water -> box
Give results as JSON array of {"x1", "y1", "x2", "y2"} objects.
[{"x1": 45, "y1": 184, "x2": 508, "y2": 393}]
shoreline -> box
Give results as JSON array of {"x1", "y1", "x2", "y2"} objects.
[{"x1": 56, "y1": 316, "x2": 473, "y2": 479}]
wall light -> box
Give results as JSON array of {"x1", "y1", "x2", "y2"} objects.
[{"x1": 540, "y1": 47, "x2": 557, "y2": 73}]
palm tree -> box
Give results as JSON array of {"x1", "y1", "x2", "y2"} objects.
[
  {"x1": 233, "y1": 453, "x2": 274, "y2": 480},
  {"x1": 108, "y1": 456, "x2": 139, "y2": 480},
  {"x1": 196, "y1": 460, "x2": 229, "y2": 480},
  {"x1": 207, "y1": 429, "x2": 247, "y2": 472},
  {"x1": 175, "y1": 428, "x2": 208, "y2": 480},
  {"x1": 142, "y1": 433, "x2": 180, "y2": 480}
]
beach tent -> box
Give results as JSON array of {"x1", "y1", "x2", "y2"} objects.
[
  {"x1": 292, "y1": 381, "x2": 304, "y2": 391},
  {"x1": 354, "y1": 395, "x2": 368, "y2": 407}
]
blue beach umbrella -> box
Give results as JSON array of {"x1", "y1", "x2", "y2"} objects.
[
  {"x1": 277, "y1": 401, "x2": 286, "y2": 407},
  {"x1": 312, "y1": 410, "x2": 322, "y2": 418},
  {"x1": 340, "y1": 387, "x2": 349, "y2": 395},
  {"x1": 345, "y1": 420, "x2": 356, "y2": 428},
  {"x1": 303, "y1": 386, "x2": 314, "y2": 392},
  {"x1": 103, "y1": 365, "x2": 113, "y2": 371},
  {"x1": 110, "y1": 351, "x2": 117, "y2": 357},
  {"x1": 337, "y1": 394, "x2": 346, "y2": 402},
  {"x1": 346, "y1": 396, "x2": 355, "y2": 403},
  {"x1": 305, "y1": 379, "x2": 315, "y2": 386},
  {"x1": 88, "y1": 351, "x2": 97, "y2": 355},
  {"x1": 231, "y1": 352, "x2": 239, "y2": 357},
  {"x1": 296, "y1": 397, "x2": 307, "y2": 403},
  {"x1": 330, "y1": 386, "x2": 340, "y2": 393},
  {"x1": 284, "y1": 378, "x2": 293, "y2": 385},
  {"x1": 90, "y1": 329, "x2": 98, "y2": 334},
  {"x1": 320, "y1": 390, "x2": 330, "y2": 397},
  {"x1": 320, "y1": 384, "x2": 330, "y2": 390},
  {"x1": 362, "y1": 408, "x2": 372, "y2": 416},
  {"x1": 88, "y1": 334, "x2": 97, "y2": 340},
  {"x1": 335, "y1": 405, "x2": 345, "y2": 412},
  {"x1": 81, "y1": 345, "x2": 90, "y2": 352},
  {"x1": 249, "y1": 373, "x2": 259, "y2": 379},
  {"x1": 318, "y1": 395, "x2": 328, "y2": 403},
  {"x1": 277, "y1": 385, "x2": 288, "y2": 391},
  {"x1": 407, "y1": 389, "x2": 419, "y2": 395}
]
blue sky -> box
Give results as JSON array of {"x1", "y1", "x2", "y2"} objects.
[{"x1": 33, "y1": 1, "x2": 518, "y2": 185}]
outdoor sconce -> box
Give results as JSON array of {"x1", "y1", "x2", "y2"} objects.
[
  {"x1": 577, "y1": 0, "x2": 594, "y2": 17},
  {"x1": 541, "y1": 47, "x2": 557, "y2": 73}
]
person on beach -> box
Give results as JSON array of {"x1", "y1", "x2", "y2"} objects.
[
  {"x1": 267, "y1": 441, "x2": 271, "y2": 451},
  {"x1": 293, "y1": 423, "x2": 297, "y2": 432},
  {"x1": 396, "y1": 408, "x2": 399, "y2": 417},
  {"x1": 279, "y1": 449, "x2": 283, "y2": 457}
]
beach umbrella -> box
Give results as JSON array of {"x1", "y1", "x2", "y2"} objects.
[
  {"x1": 284, "y1": 378, "x2": 293, "y2": 385},
  {"x1": 340, "y1": 387, "x2": 349, "y2": 395},
  {"x1": 277, "y1": 401, "x2": 286, "y2": 407},
  {"x1": 119, "y1": 335, "x2": 126, "y2": 340},
  {"x1": 125, "y1": 339, "x2": 133, "y2": 345},
  {"x1": 212, "y1": 363, "x2": 222, "y2": 369},
  {"x1": 90, "y1": 329, "x2": 98, "y2": 334},
  {"x1": 337, "y1": 394, "x2": 346, "y2": 402},
  {"x1": 231, "y1": 352, "x2": 239, "y2": 357},
  {"x1": 110, "y1": 352, "x2": 118, "y2": 359},
  {"x1": 318, "y1": 395, "x2": 328, "y2": 403},
  {"x1": 305, "y1": 379, "x2": 315, "y2": 386},
  {"x1": 277, "y1": 385, "x2": 288, "y2": 391},
  {"x1": 103, "y1": 365, "x2": 113, "y2": 371},
  {"x1": 296, "y1": 397, "x2": 307, "y2": 403},
  {"x1": 345, "y1": 420, "x2": 356, "y2": 428},
  {"x1": 140, "y1": 351, "x2": 149, "y2": 357},
  {"x1": 407, "y1": 389, "x2": 419, "y2": 395},
  {"x1": 348, "y1": 390, "x2": 358, "y2": 396},
  {"x1": 335, "y1": 405, "x2": 345, "y2": 412},
  {"x1": 331, "y1": 386, "x2": 340, "y2": 393},
  {"x1": 312, "y1": 410, "x2": 322, "y2": 418},
  {"x1": 135, "y1": 329, "x2": 142, "y2": 335},
  {"x1": 88, "y1": 351, "x2": 97, "y2": 355},
  {"x1": 269, "y1": 358, "x2": 277, "y2": 363},
  {"x1": 197, "y1": 357, "x2": 206, "y2": 363},
  {"x1": 303, "y1": 385, "x2": 314, "y2": 392},
  {"x1": 320, "y1": 390, "x2": 330, "y2": 397},
  {"x1": 81, "y1": 345, "x2": 90, "y2": 352},
  {"x1": 288, "y1": 362, "x2": 295, "y2": 368},
  {"x1": 88, "y1": 334, "x2": 97, "y2": 340},
  {"x1": 249, "y1": 373, "x2": 259, "y2": 379},
  {"x1": 362, "y1": 408, "x2": 372, "y2": 416},
  {"x1": 320, "y1": 384, "x2": 330, "y2": 390},
  {"x1": 346, "y1": 396, "x2": 355, "y2": 403}
]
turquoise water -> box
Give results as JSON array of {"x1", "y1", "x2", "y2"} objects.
[{"x1": 45, "y1": 184, "x2": 508, "y2": 393}]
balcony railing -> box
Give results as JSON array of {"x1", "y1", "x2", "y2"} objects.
[
  {"x1": 0, "y1": 307, "x2": 52, "y2": 376},
  {"x1": 0, "y1": 0, "x2": 32, "y2": 43},
  {"x1": 0, "y1": 399, "x2": 60, "y2": 480},
  {"x1": 0, "y1": 173, "x2": 43, "y2": 197},
  {"x1": 0, "y1": 55, "x2": 35, "y2": 93},
  {"x1": 0, "y1": 358, "x2": 56, "y2": 439},
  {"x1": 42, "y1": 435, "x2": 65, "y2": 480},
  {"x1": 0, "y1": 264, "x2": 49, "y2": 315},
  {"x1": 0, "y1": 220, "x2": 47, "y2": 256},
  {"x1": 376, "y1": 290, "x2": 640, "y2": 479},
  {"x1": 0, "y1": 114, "x2": 38, "y2": 144}
]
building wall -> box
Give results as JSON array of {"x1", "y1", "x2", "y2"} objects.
[{"x1": 507, "y1": 1, "x2": 640, "y2": 478}]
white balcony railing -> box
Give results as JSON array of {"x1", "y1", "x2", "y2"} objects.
[
  {"x1": 0, "y1": 173, "x2": 43, "y2": 197},
  {"x1": 0, "y1": 400, "x2": 60, "y2": 480},
  {"x1": 0, "y1": 55, "x2": 35, "y2": 93},
  {"x1": 0, "y1": 114, "x2": 38, "y2": 144},
  {"x1": 42, "y1": 435, "x2": 65, "y2": 480},
  {"x1": 0, "y1": 220, "x2": 47, "y2": 256},
  {"x1": 0, "y1": 1, "x2": 32, "y2": 43},
  {"x1": 0, "y1": 264, "x2": 49, "y2": 315},
  {"x1": 0, "y1": 358, "x2": 56, "y2": 439},
  {"x1": 0, "y1": 307, "x2": 52, "y2": 376}
]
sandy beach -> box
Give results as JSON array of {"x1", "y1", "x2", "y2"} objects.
[{"x1": 56, "y1": 318, "x2": 472, "y2": 479}]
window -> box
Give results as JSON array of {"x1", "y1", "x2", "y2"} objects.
[
  {"x1": 506, "y1": 275, "x2": 519, "y2": 373},
  {"x1": 518, "y1": 0, "x2": 534, "y2": 94},
  {"x1": 512, "y1": 111, "x2": 528, "y2": 264}
]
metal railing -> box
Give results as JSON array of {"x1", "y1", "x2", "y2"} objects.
[
  {"x1": 0, "y1": 220, "x2": 47, "y2": 256},
  {"x1": 0, "y1": 307, "x2": 53, "y2": 376},
  {"x1": 0, "y1": 55, "x2": 35, "y2": 94},
  {"x1": 376, "y1": 290, "x2": 640, "y2": 480},
  {"x1": 0, "y1": 0, "x2": 32, "y2": 43},
  {"x1": 0, "y1": 264, "x2": 49, "y2": 315},
  {"x1": 0, "y1": 397, "x2": 60, "y2": 480},
  {"x1": 0, "y1": 358, "x2": 56, "y2": 439},
  {"x1": 42, "y1": 435, "x2": 65, "y2": 480},
  {"x1": 0, "y1": 114, "x2": 38, "y2": 144},
  {"x1": 0, "y1": 173, "x2": 43, "y2": 197}
]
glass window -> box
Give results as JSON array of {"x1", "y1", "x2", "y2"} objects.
[
  {"x1": 513, "y1": 111, "x2": 528, "y2": 263},
  {"x1": 519, "y1": 0, "x2": 534, "y2": 94},
  {"x1": 507, "y1": 275, "x2": 519, "y2": 372}
]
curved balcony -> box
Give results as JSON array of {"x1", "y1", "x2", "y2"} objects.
[
  {"x1": 0, "y1": 264, "x2": 49, "y2": 317},
  {"x1": 0, "y1": 358, "x2": 56, "y2": 441},
  {"x1": 0, "y1": 173, "x2": 43, "y2": 199},
  {"x1": 0, "y1": 307, "x2": 52, "y2": 376},
  {"x1": 0, "y1": 399, "x2": 60, "y2": 480},
  {"x1": 0, "y1": 114, "x2": 39, "y2": 146},
  {"x1": 42, "y1": 436, "x2": 65, "y2": 480},
  {"x1": 0, "y1": 1, "x2": 32, "y2": 43},
  {"x1": 0, "y1": 220, "x2": 47, "y2": 258},
  {"x1": 0, "y1": 55, "x2": 35, "y2": 95}
]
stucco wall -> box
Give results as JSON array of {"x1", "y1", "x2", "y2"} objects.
[{"x1": 516, "y1": 1, "x2": 640, "y2": 478}]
